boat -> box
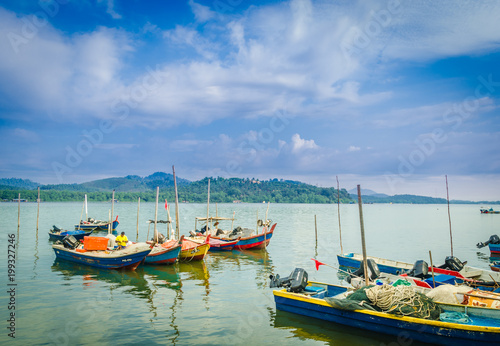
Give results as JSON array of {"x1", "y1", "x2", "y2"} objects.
[
  {"x1": 52, "y1": 236, "x2": 152, "y2": 270},
  {"x1": 143, "y1": 187, "x2": 183, "y2": 265},
  {"x1": 179, "y1": 236, "x2": 210, "y2": 261},
  {"x1": 48, "y1": 225, "x2": 93, "y2": 241},
  {"x1": 74, "y1": 194, "x2": 119, "y2": 231},
  {"x1": 480, "y1": 208, "x2": 500, "y2": 214},
  {"x1": 477, "y1": 235, "x2": 500, "y2": 255},
  {"x1": 270, "y1": 268, "x2": 500, "y2": 345},
  {"x1": 145, "y1": 238, "x2": 182, "y2": 265},
  {"x1": 338, "y1": 252, "x2": 500, "y2": 284},
  {"x1": 75, "y1": 216, "x2": 119, "y2": 232},
  {"x1": 208, "y1": 221, "x2": 277, "y2": 250}
]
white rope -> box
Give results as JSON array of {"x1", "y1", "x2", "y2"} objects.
[{"x1": 365, "y1": 284, "x2": 433, "y2": 318}]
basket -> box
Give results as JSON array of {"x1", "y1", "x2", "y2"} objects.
[{"x1": 83, "y1": 236, "x2": 109, "y2": 250}]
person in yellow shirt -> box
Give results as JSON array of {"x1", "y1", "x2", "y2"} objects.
[{"x1": 115, "y1": 232, "x2": 128, "y2": 249}]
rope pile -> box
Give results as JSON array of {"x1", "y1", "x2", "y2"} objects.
[{"x1": 364, "y1": 284, "x2": 441, "y2": 319}]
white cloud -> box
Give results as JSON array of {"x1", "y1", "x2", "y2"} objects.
[
  {"x1": 290, "y1": 133, "x2": 318, "y2": 153},
  {"x1": 348, "y1": 146, "x2": 360, "y2": 152},
  {"x1": 189, "y1": 0, "x2": 215, "y2": 23}
]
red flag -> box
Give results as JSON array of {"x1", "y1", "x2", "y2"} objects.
[
  {"x1": 164, "y1": 199, "x2": 168, "y2": 210},
  {"x1": 311, "y1": 258, "x2": 326, "y2": 271}
]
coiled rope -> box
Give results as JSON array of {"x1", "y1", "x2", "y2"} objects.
[{"x1": 365, "y1": 284, "x2": 438, "y2": 319}]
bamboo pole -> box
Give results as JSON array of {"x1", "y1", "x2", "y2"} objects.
[
  {"x1": 111, "y1": 189, "x2": 115, "y2": 232},
  {"x1": 231, "y1": 211, "x2": 235, "y2": 230},
  {"x1": 264, "y1": 202, "x2": 270, "y2": 248},
  {"x1": 446, "y1": 175, "x2": 453, "y2": 256},
  {"x1": 17, "y1": 193, "x2": 21, "y2": 232},
  {"x1": 314, "y1": 214, "x2": 318, "y2": 245},
  {"x1": 167, "y1": 204, "x2": 173, "y2": 240},
  {"x1": 337, "y1": 176, "x2": 343, "y2": 254},
  {"x1": 84, "y1": 194, "x2": 88, "y2": 221},
  {"x1": 136, "y1": 197, "x2": 141, "y2": 242},
  {"x1": 36, "y1": 187, "x2": 40, "y2": 232},
  {"x1": 154, "y1": 187, "x2": 159, "y2": 243},
  {"x1": 172, "y1": 165, "x2": 180, "y2": 239},
  {"x1": 357, "y1": 185, "x2": 369, "y2": 287},
  {"x1": 429, "y1": 250, "x2": 436, "y2": 288},
  {"x1": 78, "y1": 198, "x2": 84, "y2": 231},
  {"x1": 206, "y1": 179, "x2": 211, "y2": 235}
]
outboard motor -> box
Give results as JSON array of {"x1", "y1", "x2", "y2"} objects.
[
  {"x1": 444, "y1": 256, "x2": 466, "y2": 272},
  {"x1": 346, "y1": 259, "x2": 381, "y2": 284},
  {"x1": 407, "y1": 260, "x2": 429, "y2": 278},
  {"x1": 477, "y1": 234, "x2": 500, "y2": 248},
  {"x1": 62, "y1": 235, "x2": 79, "y2": 249},
  {"x1": 269, "y1": 268, "x2": 308, "y2": 293},
  {"x1": 52, "y1": 225, "x2": 63, "y2": 233}
]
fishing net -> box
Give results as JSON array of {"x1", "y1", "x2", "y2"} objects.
[{"x1": 364, "y1": 284, "x2": 442, "y2": 320}]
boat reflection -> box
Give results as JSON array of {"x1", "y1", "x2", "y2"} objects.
[
  {"x1": 209, "y1": 249, "x2": 274, "y2": 288},
  {"x1": 51, "y1": 260, "x2": 151, "y2": 296},
  {"x1": 272, "y1": 309, "x2": 400, "y2": 345}
]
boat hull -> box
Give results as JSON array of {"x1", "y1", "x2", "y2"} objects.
[
  {"x1": 209, "y1": 238, "x2": 239, "y2": 251},
  {"x1": 48, "y1": 230, "x2": 93, "y2": 241},
  {"x1": 273, "y1": 286, "x2": 500, "y2": 345},
  {"x1": 489, "y1": 243, "x2": 500, "y2": 255},
  {"x1": 234, "y1": 223, "x2": 276, "y2": 250},
  {"x1": 75, "y1": 220, "x2": 119, "y2": 231},
  {"x1": 145, "y1": 244, "x2": 181, "y2": 264},
  {"x1": 180, "y1": 243, "x2": 210, "y2": 261},
  {"x1": 52, "y1": 244, "x2": 151, "y2": 270}
]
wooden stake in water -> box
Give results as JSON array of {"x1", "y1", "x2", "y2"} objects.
[
  {"x1": 446, "y1": 175, "x2": 453, "y2": 257},
  {"x1": 337, "y1": 176, "x2": 343, "y2": 254},
  {"x1": 357, "y1": 185, "x2": 369, "y2": 287},
  {"x1": 154, "y1": 187, "x2": 159, "y2": 243},
  {"x1": 36, "y1": 187, "x2": 40, "y2": 232},
  {"x1": 172, "y1": 165, "x2": 180, "y2": 239},
  {"x1": 206, "y1": 179, "x2": 211, "y2": 234},
  {"x1": 17, "y1": 193, "x2": 21, "y2": 232},
  {"x1": 136, "y1": 197, "x2": 141, "y2": 242},
  {"x1": 314, "y1": 214, "x2": 318, "y2": 246},
  {"x1": 429, "y1": 250, "x2": 436, "y2": 288},
  {"x1": 111, "y1": 189, "x2": 115, "y2": 232}
]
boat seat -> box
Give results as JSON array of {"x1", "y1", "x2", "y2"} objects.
[{"x1": 303, "y1": 286, "x2": 327, "y2": 298}]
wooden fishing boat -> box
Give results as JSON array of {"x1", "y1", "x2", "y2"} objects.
[
  {"x1": 207, "y1": 237, "x2": 239, "y2": 251},
  {"x1": 52, "y1": 241, "x2": 151, "y2": 270},
  {"x1": 144, "y1": 238, "x2": 182, "y2": 265},
  {"x1": 271, "y1": 275, "x2": 500, "y2": 345},
  {"x1": 48, "y1": 226, "x2": 93, "y2": 241},
  {"x1": 480, "y1": 208, "x2": 500, "y2": 214},
  {"x1": 210, "y1": 223, "x2": 277, "y2": 250},
  {"x1": 75, "y1": 216, "x2": 119, "y2": 231},
  {"x1": 179, "y1": 237, "x2": 210, "y2": 261},
  {"x1": 490, "y1": 243, "x2": 500, "y2": 255},
  {"x1": 338, "y1": 252, "x2": 500, "y2": 283}
]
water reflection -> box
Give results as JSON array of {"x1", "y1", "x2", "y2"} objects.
[{"x1": 272, "y1": 310, "x2": 410, "y2": 346}]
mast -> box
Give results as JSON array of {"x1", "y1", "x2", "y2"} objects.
[
  {"x1": 206, "y1": 179, "x2": 211, "y2": 234},
  {"x1": 84, "y1": 194, "x2": 88, "y2": 221},
  {"x1": 110, "y1": 189, "x2": 115, "y2": 232},
  {"x1": 357, "y1": 185, "x2": 369, "y2": 287},
  {"x1": 337, "y1": 176, "x2": 343, "y2": 254},
  {"x1": 172, "y1": 165, "x2": 181, "y2": 239},
  {"x1": 154, "y1": 186, "x2": 159, "y2": 243}
]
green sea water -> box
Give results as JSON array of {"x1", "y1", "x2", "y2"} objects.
[{"x1": 0, "y1": 202, "x2": 498, "y2": 345}]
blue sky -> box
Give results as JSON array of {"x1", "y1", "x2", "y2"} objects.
[{"x1": 1, "y1": 0, "x2": 499, "y2": 200}]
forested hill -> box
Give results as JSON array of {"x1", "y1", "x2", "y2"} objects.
[{"x1": 0, "y1": 175, "x2": 352, "y2": 203}]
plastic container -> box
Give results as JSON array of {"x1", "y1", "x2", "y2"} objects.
[{"x1": 83, "y1": 236, "x2": 109, "y2": 251}]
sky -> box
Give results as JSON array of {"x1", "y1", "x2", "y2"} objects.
[{"x1": 0, "y1": 0, "x2": 499, "y2": 201}]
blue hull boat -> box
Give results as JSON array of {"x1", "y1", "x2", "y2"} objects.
[
  {"x1": 75, "y1": 218, "x2": 119, "y2": 232},
  {"x1": 52, "y1": 243, "x2": 152, "y2": 270},
  {"x1": 145, "y1": 241, "x2": 182, "y2": 265},
  {"x1": 273, "y1": 280, "x2": 500, "y2": 345},
  {"x1": 48, "y1": 229, "x2": 93, "y2": 241}
]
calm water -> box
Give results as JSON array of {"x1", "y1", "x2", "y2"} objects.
[{"x1": 0, "y1": 202, "x2": 499, "y2": 345}]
